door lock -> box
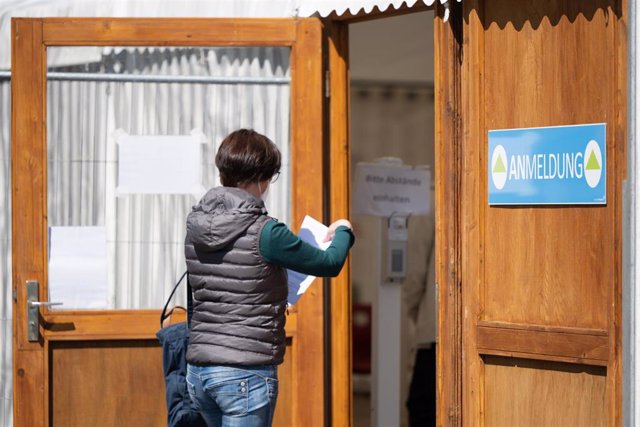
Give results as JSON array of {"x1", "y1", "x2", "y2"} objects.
[{"x1": 26, "y1": 280, "x2": 63, "y2": 342}]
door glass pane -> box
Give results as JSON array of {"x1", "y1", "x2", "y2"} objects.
[{"x1": 46, "y1": 46, "x2": 291, "y2": 309}]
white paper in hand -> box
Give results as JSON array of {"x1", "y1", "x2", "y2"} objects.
[{"x1": 287, "y1": 216, "x2": 331, "y2": 305}]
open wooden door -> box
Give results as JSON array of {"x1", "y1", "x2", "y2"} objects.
[
  {"x1": 458, "y1": 2, "x2": 626, "y2": 426},
  {"x1": 12, "y1": 18, "x2": 325, "y2": 426}
]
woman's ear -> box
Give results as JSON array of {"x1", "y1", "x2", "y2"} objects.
[{"x1": 258, "y1": 180, "x2": 269, "y2": 195}]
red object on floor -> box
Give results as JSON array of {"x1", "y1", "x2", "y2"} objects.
[{"x1": 352, "y1": 303, "x2": 372, "y2": 374}]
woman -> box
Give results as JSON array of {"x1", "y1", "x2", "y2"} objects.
[{"x1": 185, "y1": 129, "x2": 355, "y2": 427}]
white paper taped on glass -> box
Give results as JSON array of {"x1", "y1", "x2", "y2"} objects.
[
  {"x1": 353, "y1": 162, "x2": 431, "y2": 217},
  {"x1": 48, "y1": 226, "x2": 109, "y2": 309},
  {"x1": 115, "y1": 129, "x2": 207, "y2": 197},
  {"x1": 287, "y1": 216, "x2": 331, "y2": 306}
]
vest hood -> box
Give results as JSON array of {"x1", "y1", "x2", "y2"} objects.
[{"x1": 186, "y1": 186, "x2": 267, "y2": 251}]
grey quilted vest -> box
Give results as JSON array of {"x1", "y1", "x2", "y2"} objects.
[{"x1": 184, "y1": 186, "x2": 288, "y2": 366}]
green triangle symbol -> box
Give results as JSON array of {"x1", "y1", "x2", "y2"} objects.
[
  {"x1": 585, "y1": 150, "x2": 600, "y2": 170},
  {"x1": 493, "y1": 155, "x2": 506, "y2": 173}
]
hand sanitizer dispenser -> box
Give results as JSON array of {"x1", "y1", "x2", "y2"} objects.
[{"x1": 386, "y1": 214, "x2": 409, "y2": 282}]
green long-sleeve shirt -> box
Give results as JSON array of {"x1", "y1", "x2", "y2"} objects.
[{"x1": 259, "y1": 220, "x2": 355, "y2": 276}]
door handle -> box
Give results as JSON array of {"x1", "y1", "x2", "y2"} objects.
[
  {"x1": 27, "y1": 301, "x2": 63, "y2": 308},
  {"x1": 26, "y1": 280, "x2": 63, "y2": 342}
]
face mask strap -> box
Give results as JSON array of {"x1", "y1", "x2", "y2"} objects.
[{"x1": 258, "y1": 181, "x2": 270, "y2": 203}]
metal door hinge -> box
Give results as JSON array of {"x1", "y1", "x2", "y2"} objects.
[
  {"x1": 26, "y1": 280, "x2": 39, "y2": 342},
  {"x1": 325, "y1": 70, "x2": 330, "y2": 98}
]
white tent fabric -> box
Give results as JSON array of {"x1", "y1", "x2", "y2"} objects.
[
  {"x1": 298, "y1": 0, "x2": 459, "y2": 18},
  {"x1": 0, "y1": 78, "x2": 11, "y2": 427},
  {"x1": 0, "y1": 0, "x2": 461, "y2": 68}
]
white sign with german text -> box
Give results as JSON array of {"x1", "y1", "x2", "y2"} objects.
[
  {"x1": 115, "y1": 129, "x2": 207, "y2": 198},
  {"x1": 353, "y1": 163, "x2": 431, "y2": 217}
]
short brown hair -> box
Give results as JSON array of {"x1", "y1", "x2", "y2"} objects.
[{"x1": 215, "y1": 129, "x2": 281, "y2": 187}]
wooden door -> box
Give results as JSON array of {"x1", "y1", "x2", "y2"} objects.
[
  {"x1": 458, "y1": 2, "x2": 626, "y2": 426},
  {"x1": 12, "y1": 18, "x2": 325, "y2": 426}
]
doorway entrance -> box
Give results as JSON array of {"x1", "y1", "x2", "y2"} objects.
[
  {"x1": 329, "y1": 2, "x2": 625, "y2": 425},
  {"x1": 348, "y1": 10, "x2": 436, "y2": 427}
]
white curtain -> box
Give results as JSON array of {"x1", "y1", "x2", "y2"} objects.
[
  {"x1": 0, "y1": 78, "x2": 11, "y2": 427},
  {"x1": 0, "y1": 46, "x2": 291, "y2": 426}
]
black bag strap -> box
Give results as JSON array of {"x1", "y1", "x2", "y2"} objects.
[
  {"x1": 160, "y1": 271, "x2": 193, "y2": 328},
  {"x1": 186, "y1": 274, "x2": 194, "y2": 327}
]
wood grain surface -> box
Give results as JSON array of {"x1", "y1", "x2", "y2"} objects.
[
  {"x1": 12, "y1": 17, "x2": 47, "y2": 427},
  {"x1": 460, "y1": 1, "x2": 626, "y2": 425},
  {"x1": 484, "y1": 356, "x2": 607, "y2": 427},
  {"x1": 434, "y1": 2, "x2": 463, "y2": 425},
  {"x1": 41, "y1": 18, "x2": 297, "y2": 46},
  {"x1": 288, "y1": 18, "x2": 325, "y2": 427},
  {"x1": 327, "y1": 20, "x2": 353, "y2": 427},
  {"x1": 11, "y1": 17, "x2": 326, "y2": 427}
]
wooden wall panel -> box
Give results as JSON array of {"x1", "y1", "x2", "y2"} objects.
[
  {"x1": 484, "y1": 356, "x2": 607, "y2": 427},
  {"x1": 51, "y1": 341, "x2": 166, "y2": 426},
  {"x1": 461, "y1": 1, "x2": 625, "y2": 425},
  {"x1": 481, "y1": 2, "x2": 616, "y2": 330},
  {"x1": 51, "y1": 339, "x2": 295, "y2": 426},
  {"x1": 477, "y1": 321, "x2": 609, "y2": 366}
]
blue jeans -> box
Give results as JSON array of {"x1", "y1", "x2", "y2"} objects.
[{"x1": 186, "y1": 363, "x2": 278, "y2": 427}]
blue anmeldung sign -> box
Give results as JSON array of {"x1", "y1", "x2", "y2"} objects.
[{"x1": 488, "y1": 123, "x2": 606, "y2": 205}]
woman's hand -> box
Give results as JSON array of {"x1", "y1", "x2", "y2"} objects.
[{"x1": 323, "y1": 219, "x2": 353, "y2": 243}]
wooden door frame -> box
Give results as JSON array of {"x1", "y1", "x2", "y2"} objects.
[
  {"x1": 434, "y1": 3, "x2": 463, "y2": 426},
  {"x1": 11, "y1": 17, "x2": 325, "y2": 426},
  {"x1": 326, "y1": 20, "x2": 353, "y2": 427},
  {"x1": 325, "y1": 3, "x2": 464, "y2": 426}
]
